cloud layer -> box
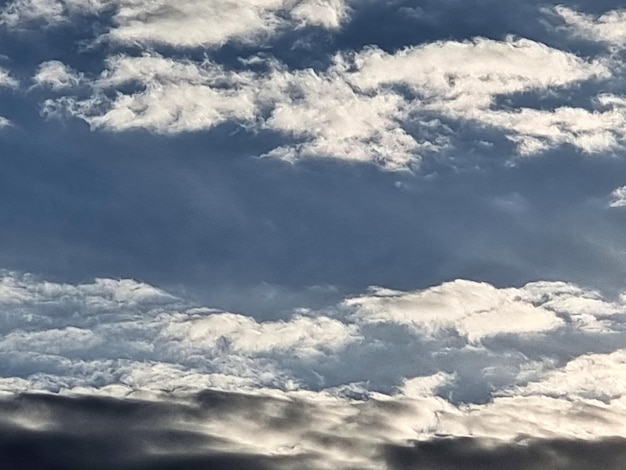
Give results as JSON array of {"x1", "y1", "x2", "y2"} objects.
[
  {"x1": 2, "y1": 271, "x2": 626, "y2": 465},
  {"x1": 2, "y1": 2, "x2": 625, "y2": 168}
]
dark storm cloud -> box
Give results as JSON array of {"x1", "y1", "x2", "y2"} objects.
[
  {"x1": 3, "y1": 391, "x2": 626, "y2": 470},
  {"x1": 384, "y1": 437, "x2": 626, "y2": 470},
  {"x1": 0, "y1": 392, "x2": 307, "y2": 470}
]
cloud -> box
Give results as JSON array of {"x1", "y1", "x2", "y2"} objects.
[
  {"x1": 1, "y1": 272, "x2": 626, "y2": 467},
  {"x1": 0, "y1": 0, "x2": 67, "y2": 27},
  {"x1": 385, "y1": 436, "x2": 626, "y2": 470},
  {"x1": 1, "y1": 271, "x2": 625, "y2": 402},
  {"x1": 0, "y1": 67, "x2": 18, "y2": 89},
  {"x1": 609, "y1": 185, "x2": 626, "y2": 208},
  {"x1": 1, "y1": 0, "x2": 351, "y2": 46},
  {"x1": 260, "y1": 65, "x2": 426, "y2": 169},
  {"x1": 34, "y1": 60, "x2": 83, "y2": 90},
  {"x1": 4, "y1": 387, "x2": 626, "y2": 469},
  {"x1": 42, "y1": 53, "x2": 429, "y2": 169},
  {"x1": 344, "y1": 280, "x2": 565, "y2": 342},
  {"x1": 0, "y1": 66, "x2": 18, "y2": 128},
  {"x1": 164, "y1": 310, "x2": 358, "y2": 356},
  {"x1": 512, "y1": 349, "x2": 626, "y2": 401},
  {"x1": 552, "y1": 6, "x2": 626, "y2": 47},
  {"x1": 346, "y1": 37, "x2": 618, "y2": 156},
  {"x1": 38, "y1": 31, "x2": 624, "y2": 169},
  {"x1": 42, "y1": 55, "x2": 259, "y2": 133}
]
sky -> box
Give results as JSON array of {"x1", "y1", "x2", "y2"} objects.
[{"x1": 1, "y1": 0, "x2": 626, "y2": 468}]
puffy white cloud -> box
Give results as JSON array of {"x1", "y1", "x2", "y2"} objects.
[
  {"x1": 34, "y1": 60, "x2": 83, "y2": 90},
  {"x1": 346, "y1": 38, "x2": 619, "y2": 156},
  {"x1": 513, "y1": 349, "x2": 626, "y2": 401},
  {"x1": 0, "y1": 326, "x2": 103, "y2": 355},
  {"x1": 609, "y1": 185, "x2": 626, "y2": 208},
  {"x1": 0, "y1": 272, "x2": 176, "y2": 309},
  {"x1": 261, "y1": 67, "x2": 424, "y2": 169},
  {"x1": 0, "y1": 272, "x2": 360, "y2": 394},
  {"x1": 0, "y1": 67, "x2": 18, "y2": 89},
  {"x1": 43, "y1": 53, "x2": 428, "y2": 169},
  {"x1": 0, "y1": 0, "x2": 67, "y2": 27},
  {"x1": 348, "y1": 37, "x2": 604, "y2": 100},
  {"x1": 1, "y1": 0, "x2": 351, "y2": 46},
  {"x1": 164, "y1": 310, "x2": 358, "y2": 356},
  {"x1": 432, "y1": 395, "x2": 626, "y2": 441},
  {"x1": 290, "y1": 0, "x2": 350, "y2": 29},
  {"x1": 40, "y1": 33, "x2": 623, "y2": 168},
  {"x1": 42, "y1": 55, "x2": 259, "y2": 133},
  {"x1": 344, "y1": 280, "x2": 565, "y2": 342},
  {"x1": 553, "y1": 6, "x2": 626, "y2": 47}
]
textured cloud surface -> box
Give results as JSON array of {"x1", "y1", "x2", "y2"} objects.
[
  {"x1": 37, "y1": 34, "x2": 621, "y2": 168},
  {"x1": 4, "y1": 1, "x2": 625, "y2": 167},
  {"x1": 1, "y1": 272, "x2": 626, "y2": 467},
  {"x1": 1, "y1": 0, "x2": 350, "y2": 44}
]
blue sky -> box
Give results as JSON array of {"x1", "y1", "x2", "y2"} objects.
[{"x1": 1, "y1": 1, "x2": 626, "y2": 468}]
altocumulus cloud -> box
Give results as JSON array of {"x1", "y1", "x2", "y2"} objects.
[
  {"x1": 4, "y1": 1, "x2": 626, "y2": 168},
  {"x1": 0, "y1": 0, "x2": 351, "y2": 43}
]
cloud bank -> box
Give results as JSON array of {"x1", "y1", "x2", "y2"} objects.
[{"x1": 1, "y1": 270, "x2": 626, "y2": 468}]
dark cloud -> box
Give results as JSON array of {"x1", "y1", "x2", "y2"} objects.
[
  {"x1": 4, "y1": 392, "x2": 626, "y2": 470},
  {"x1": 0, "y1": 393, "x2": 309, "y2": 470},
  {"x1": 385, "y1": 436, "x2": 626, "y2": 470}
]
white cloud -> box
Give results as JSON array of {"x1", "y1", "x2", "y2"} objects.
[
  {"x1": 290, "y1": 0, "x2": 350, "y2": 29},
  {"x1": 0, "y1": 0, "x2": 66, "y2": 27},
  {"x1": 1, "y1": 0, "x2": 351, "y2": 46},
  {"x1": 0, "y1": 67, "x2": 18, "y2": 89},
  {"x1": 346, "y1": 38, "x2": 618, "y2": 156},
  {"x1": 609, "y1": 185, "x2": 626, "y2": 208},
  {"x1": 163, "y1": 310, "x2": 358, "y2": 355},
  {"x1": 40, "y1": 33, "x2": 622, "y2": 169},
  {"x1": 432, "y1": 395, "x2": 626, "y2": 441},
  {"x1": 513, "y1": 350, "x2": 626, "y2": 401},
  {"x1": 553, "y1": 6, "x2": 626, "y2": 47},
  {"x1": 43, "y1": 55, "x2": 259, "y2": 133},
  {"x1": 261, "y1": 67, "x2": 424, "y2": 169},
  {"x1": 348, "y1": 37, "x2": 604, "y2": 99},
  {"x1": 34, "y1": 60, "x2": 83, "y2": 90},
  {"x1": 345, "y1": 280, "x2": 565, "y2": 342},
  {"x1": 43, "y1": 53, "x2": 428, "y2": 169},
  {"x1": 0, "y1": 66, "x2": 19, "y2": 128},
  {"x1": 0, "y1": 272, "x2": 176, "y2": 308}
]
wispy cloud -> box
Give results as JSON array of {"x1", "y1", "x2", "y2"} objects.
[{"x1": 552, "y1": 6, "x2": 626, "y2": 47}]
